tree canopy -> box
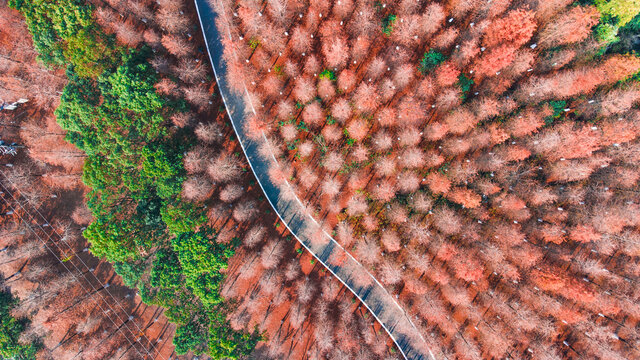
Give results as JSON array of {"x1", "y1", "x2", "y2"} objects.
[
  {"x1": 10, "y1": 0, "x2": 259, "y2": 357},
  {"x1": 0, "y1": 289, "x2": 39, "y2": 359},
  {"x1": 8, "y1": 0, "x2": 116, "y2": 76}
]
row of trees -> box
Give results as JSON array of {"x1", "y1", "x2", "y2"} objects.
[
  {"x1": 0, "y1": 140, "x2": 177, "y2": 358},
  {"x1": 0, "y1": 2, "x2": 183, "y2": 359},
  {"x1": 0, "y1": 204, "x2": 152, "y2": 359},
  {"x1": 220, "y1": 228, "x2": 396, "y2": 359},
  {"x1": 8, "y1": 0, "x2": 263, "y2": 357},
  {"x1": 0, "y1": 4, "x2": 65, "y2": 109},
  {"x1": 7, "y1": 0, "x2": 390, "y2": 357},
  {"x1": 180, "y1": 67, "x2": 400, "y2": 358},
  {"x1": 216, "y1": 0, "x2": 640, "y2": 358}
]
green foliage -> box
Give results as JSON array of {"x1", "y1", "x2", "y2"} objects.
[
  {"x1": 84, "y1": 217, "x2": 143, "y2": 262},
  {"x1": 457, "y1": 74, "x2": 474, "y2": 100},
  {"x1": 174, "y1": 318, "x2": 208, "y2": 355},
  {"x1": 625, "y1": 11, "x2": 640, "y2": 31},
  {"x1": 64, "y1": 29, "x2": 118, "y2": 77},
  {"x1": 591, "y1": 0, "x2": 640, "y2": 46},
  {"x1": 142, "y1": 285, "x2": 200, "y2": 325},
  {"x1": 141, "y1": 141, "x2": 185, "y2": 199},
  {"x1": 150, "y1": 248, "x2": 184, "y2": 289},
  {"x1": 545, "y1": 100, "x2": 567, "y2": 126},
  {"x1": 173, "y1": 308, "x2": 258, "y2": 360},
  {"x1": 101, "y1": 56, "x2": 163, "y2": 115},
  {"x1": 163, "y1": 295, "x2": 199, "y2": 324},
  {"x1": 8, "y1": 0, "x2": 117, "y2": 76},
  {"x1": 382, "y1": 14, "x2": 397, "y2": 35},
  {"x1": 207, "y1": 311, "x2": 261, "y2": 360},
  {"x1": 16, "y1": 0, "x2": 256, "y2": 356},
  {"x1": 297, "y1": 120, "x2": 309, "y2": 132},
  {"x1": 138, "y1": 283, "x2": 155, "y2": 304},
  {"x1": 113, "y1": 260, "x2": 147, "y2": 287},
  {"x1": 171, "y1": 230, "x2": 235, "y2": 307},
  {"x1": 161, "y1": 201, "x2": 207, "y2": 234},
  {"x1": 287, "y1": 140, "x2": 299, "y2": 150},
  {"x1": 248, "y1": 38, "x2": 260, "y2": 49},
  {"x1": 595, "y1": 23, "x2": 620, "y2": 43},
  {"x1": 595, "y1": 0, "x2": 640, "y2": 26},
  {"x1": 319, "y1": 69, "x2": 336, "y2": 81},
  {"x1": 419, "y1": 50, "x2": 446, "y2": 75},
  {"x1": 56, "y1": 50, "x2": 184, "y2": 263},
  {"x1": 0, "y1": 289, "x2": 39, "y2": 359},
  {"x1": 136, "y1": 197, "x2": 165, "y2": 230},
  {"x1": 605, "y1": 12, "x2": 640, "y2": 54}
]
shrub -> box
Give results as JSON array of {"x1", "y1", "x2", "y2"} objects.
[
  {"x1": 381, "y1": 14, "x2": 397, "y2": 35},
  {"x1": 418, "y1": 50, "x2": 446, "y2": 74}
]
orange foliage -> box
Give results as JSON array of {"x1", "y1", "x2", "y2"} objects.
[
  {"x1": 444, "y1": 108, "x2": 477, "y2": 135},
  {"x1": 435, "y1": 63, "x2": 460, "y2": 87},
  {"x1": 474, "y1": 45, "x2": 517, "y2": 78},
  {"x1": 426, "y1": 173, "x2": 451, "y2": 194},
  {"x1": 210, "y1": 1, "x2": 640, "y2": 357},
  {"x1": 381, "y1": 232, "x2": 401, "y2": 252},
  {"x1": 483, "y1": 9, "x2": 537, "y2": 48},
  {"x1": 335, "y1": 70, "x2": 356, "y2": 94},
  {"x1": 447, "y1": 187, "x2": 482, "y2": 208},
  {"x1": 539, "y1": 6, "x2": 600, "y2": 47},
  {"x1": 452, "y1": 254, "x2": 484, "y2": 282},
  {"x1": 569, "y1": 225, "x2": 600, "y2": 243},
  {"x1": 353, "y1": 83, "x2": 380, "y2": 114},
  {"x1": 346, "y1": 119, "x2": 369, "y2": 141},
  {"x1": 302, "y1": 102, "x2": 325, "y2": 127},
  {"x1": 322, "y1": 35, "x2": 349, "y2": 69}
]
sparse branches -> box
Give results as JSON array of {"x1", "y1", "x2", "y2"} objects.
[
  {"x1": 161, "y1": 34, "x2": 194, "y2": 57},
  {"x1": 322, "y1": 36, "x2": 349, "y2": 69},
  {"x1": 207, "y1": 154, "x2": 242, "y2": 183},
  {"x1": 539, "y1": 6, "x2": 600, "y2": 48}
]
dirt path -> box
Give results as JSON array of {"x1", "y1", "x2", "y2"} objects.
[{"x1": 194, "y1": 1, "x2": 434, "y2": 359}]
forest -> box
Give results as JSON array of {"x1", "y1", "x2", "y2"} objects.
[
  {"x1": 1, "y1": 0, "x2": 399, "y2": 358},
  {"x1": 0, "y1": 0, "x2": 639, "y2": 359},
  {"x1": 210, "y1": 0, "x2": 640, "y2": 358}
]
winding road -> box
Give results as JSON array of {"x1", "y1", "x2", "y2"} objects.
[{"x1": 194, "y1": 1, "x2": 434, "y2": 359}]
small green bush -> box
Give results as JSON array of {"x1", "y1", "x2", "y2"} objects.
[
  {"x1": 382, "y1": 14, "x2": 397, "y2": 35},
  {"x1": 419, "y1": 50, "x2": 446, "y2": 74}
]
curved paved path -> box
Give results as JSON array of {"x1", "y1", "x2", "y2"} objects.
[{"x1": 194, "y1": 1, "x2": 434, "y2": 359}]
